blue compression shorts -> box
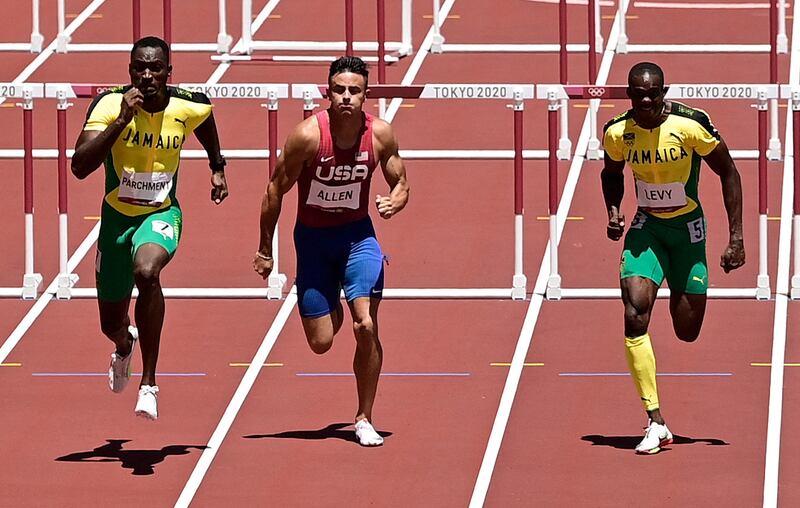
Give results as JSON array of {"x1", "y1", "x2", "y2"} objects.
[{"x1": 294, "y1": 217, "x2": 385, "y2": 318}]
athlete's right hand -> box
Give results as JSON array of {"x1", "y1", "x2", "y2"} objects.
[
  {"x1": 253, "y1": 252, "x2": 274, "y2": 280},
  {"x1": 117, "y1": 88, "x2": 144, "y2": 124},
  {"x1": 607, "y1": 206, "x2": 625, "y2": 241}
]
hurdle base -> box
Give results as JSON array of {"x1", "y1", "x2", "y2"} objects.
[
  {"x1": 217, "y1": 33, "x2": 233, "y2": 54},
  {"x1": 778, "y1": 34, "x2": 789, "y2": 54},
  {"x1": 30, "y1": 33, "x2": 44, "y2": 53},
  {"x1": 545, "y1": 275, "x2": 562, "y2": 301},
  {"x1": 267, "y1": 272, "x2": 288, "y2": 300},
  {"x1": 56, "y1": 273, "x2": 80, "y2": 300},
  {"x1": 22, "y1": 273, "x2": 42, "y2": 300},
  {"x1": 56, "y1": 34, "x2": 71, "y2": 54},
  {"x1": 756, "y1": 275, "x2": 771, "y2": 301},
  {"x1": 511, "y1": 274, "x2": 527, "y2": 301},
  {"x1": 768, "y1": 138, "x2": 782, "y2": 161},
  {"x1": 791, "y1": 275, "x2": 800, "y2": 299},
  {"x1": 430, "y1": 34, "x2": 445, "y2": 54},
  {"x1": 586, "y1": 138, "x2": 601, "y2": 160},
  {"x1": 557, "y1": 138, "x2": 571, "y2": 160},
  {"x1": 616, "y1": 34, "x2": 629, "y2": 54}
]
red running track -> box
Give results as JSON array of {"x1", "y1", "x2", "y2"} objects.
[{"x1": 0, "y1": 0, "x2": 797, "y2": 506}]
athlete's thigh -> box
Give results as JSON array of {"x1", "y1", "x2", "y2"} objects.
[
  {"x1": 664, "y1": 216, "x2": 708, "y2": 294},
  {"x1": 96, "y1": 206, "x2": 137, "y2": 301},
  {"x1": 293, "y1": 223, "x2": 343, "y2": 319},
  {"x1": 621, "y1": 211, "x2": 669, "y2": 288},
  {"x1": 343, "y1": 235, "x2": 384, "y2": 302},
  {"x1": 131, "y1": 206, "x2": 182, "y2": 260}
]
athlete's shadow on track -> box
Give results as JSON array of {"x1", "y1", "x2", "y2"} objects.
[
  {"x1": 581, "y1": 434, "x2": 729, "y2": 452},
  {"x1": 244, "y1": 422, "x2": 393, "y2": 444},
  {"x1": 55, "y1": 439, "x2": 208, "y2": 475}
]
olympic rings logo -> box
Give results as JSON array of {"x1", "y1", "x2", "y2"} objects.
[{"x1": 587, "y1": 87, "x2": 606, "y2": 98}]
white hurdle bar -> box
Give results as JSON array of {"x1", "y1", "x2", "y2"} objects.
[
  {"x1": 538, "y1": 83, "x2": 778, "y2": 301},
  {"x1": 43, "y1": 83, "x2": 290, "y2": 300},
  {"x1": 0, "y1": 0, "x2": 43, "y2": 52},
  {"x1": 239, "y1": 0, "x2": 413, "y2": 57},
  {"x1": 293, "y1": 83, "x2": 535, "y2": 300},
  {"x1": 0, "y1": 83, "x2": 45, "y2": 299}
]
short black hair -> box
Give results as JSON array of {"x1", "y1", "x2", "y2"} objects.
[
  {"x1": 328, "y1": 56, "x2": 369, "y2": 85},
  {"x1": 131, "y1": 36, "x2": 170, "y2": 64},
  {"x1": 628, "y1": 62, "x2": 664, "y2": 87}
]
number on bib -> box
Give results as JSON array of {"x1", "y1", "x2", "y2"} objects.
[{"x1": 687, "y1": 217, "x2": 706, "y2": 243}]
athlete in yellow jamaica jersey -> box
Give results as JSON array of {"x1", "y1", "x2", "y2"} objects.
[
  {"x1": 602, "y1": 62, "x2": 745, "y2": 454},
  {"x1": 72, "y1": 36, "x2": 229, "y2": 420}
]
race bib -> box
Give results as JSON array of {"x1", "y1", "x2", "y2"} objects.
[
  {"x1": 118, "y1": 170, "x2": 174, "y2": 207},
  {"x1": 636, "y1": 180, "x2": 686, "y2": 210},
  {"x1": 306, "y1": 180, "x2": 361, "y2": 210}
]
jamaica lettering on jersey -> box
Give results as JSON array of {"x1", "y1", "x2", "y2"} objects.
[
  {"x1": 297, "y1": 110, "x2": 378, "y2": 228},
  {"x1": 603, "y1": 101, "x2": 720, "y2": 219},
  {"x1": 83, "y1": 86, "x2": 213, "y2": 217}
]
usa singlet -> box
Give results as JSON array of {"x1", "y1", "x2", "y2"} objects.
[
  {"x1": 603, "y1": 102, "x2": 721, "y2": 219},
  {"x1": 297, "y1": 110, "x2": 378, "y2": 227},
  {"x1": 83, "y1": 85, "x2": 212, "y2": 217}
]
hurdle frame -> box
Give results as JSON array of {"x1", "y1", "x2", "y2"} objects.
[
  {"x1": 293, "y1": 83, "x2": 534, "y2": 300},
  {"x1": 781, "y1": 84, "x2": 800, "y2": 299},
  {"x1": 0, "y1": 83, "x2": 45, "y2": 299},
  {"x1": 42, "y1": 83, "x2": 290, "y2": 300},
  {"x1": 615, "y1": 0, "x2": 786, "y2": 161},
  {"x1": 538, "y1": 83, "x2": 777, "y2": 301},
  {"x1": 238, "y1": 0, "x2": 413, "y2": 58},
  {"x1": 56, "y1": 0, "x2": 232, "y2": 54},
  {"x1": 0, "y1": 0, "x2": 44, "y2": 52}
]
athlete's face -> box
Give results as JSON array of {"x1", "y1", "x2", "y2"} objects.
[
  {"x1": 627, "y1": 71, "x2": 665, "y2": 126},
  {"x1": 129, "y1": 46, "x2": 171, "y2": 99},
  {"x1": 327, "y1": 72, "x2": 367, "y2": 117}
]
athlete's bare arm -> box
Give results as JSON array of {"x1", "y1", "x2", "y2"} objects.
[
  {"x1": 703, "y1": 138, "x2": 745, "y2": 272},
  {"x1": 72, "y1": 88, "x2": 143, "y2": 179},
  {"x1": 194, "y1": 112, "x2": 229, "y2": 204},
  {"x1": 373, "y1": 119, "x2": 409, "y2": 220},
  {"x1": 601, "y1": 154, "x2": 626, "y2": 241},
  {"x1": 254, "y1": 117, "x2": 319, "y2": 278}
]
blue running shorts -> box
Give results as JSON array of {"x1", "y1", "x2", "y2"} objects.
[{"x1": 294, "y1": 217, "x2": 385, "y2": 318}]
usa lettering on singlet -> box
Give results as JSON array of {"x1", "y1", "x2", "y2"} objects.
[{"x1": 297, "y1": 110, "x2": 378, "y2": 227}]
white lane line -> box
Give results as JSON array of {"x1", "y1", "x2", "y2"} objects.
[
  {"x1": 174, "y1": 291, "x2": 298, "y2": 508},
  {"x1": 468, "y1": 4, "x2": 627, "y2": 506},
  {"x1": 762, "y1": 0, "x2": 798, "y2": 504},
  {"x1": 0, "y1": 224, "x2": 99, "y2": 363}
]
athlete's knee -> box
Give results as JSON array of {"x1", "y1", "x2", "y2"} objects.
[
  {"x1": 133, "y1": 260, "x2": 163, "y2": 287},
  {"x1": 307, "y1": 334, "x2": 333, "y2": 354},
  {"x1": 352, "y1": 316, "x2": 376, "y2": 341},
  {"x1": 623, "y1": 304, "x2": 650, "y2": 336},
  {"x1": 675, "y1": 325, "x2": 701, "y2": 342}
]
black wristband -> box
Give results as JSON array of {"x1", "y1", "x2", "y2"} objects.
[{"x1": 209, "y1": 156, "x2": 226, "y2": 172}]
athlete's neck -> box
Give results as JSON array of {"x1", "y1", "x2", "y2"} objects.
[
  {"x1": 328, "y1": 108, "x2": 364, "y2": 150},
  {"x1": 141, "y1": 87, "x2": 170, "y2": 114}
]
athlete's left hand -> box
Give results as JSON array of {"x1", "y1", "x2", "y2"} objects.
[
  {"x1": 211, "y1": 171, "x2": 228, "y2": 204},
  {"x1": 375, "y1": 194, "x2": 397, "y2": 219},
  {"x1": 720, "y1": 238, "x2": 745, "y2": 273}
]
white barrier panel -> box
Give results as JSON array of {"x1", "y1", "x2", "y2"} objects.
[
  {"x1": 178, "y1": 83, "x2": 290, "y2": 99},
  {"x1": 0, "y1": 83, "x2": 45, "y2": 98}
]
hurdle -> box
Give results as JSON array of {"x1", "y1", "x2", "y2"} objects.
[
  {"x1": 43, "y1": 82, "x2": 290, "y2": 300},
  {"x1": 293, "y1": 83, "x2": 534, "y2": 300},
  {"x1": 539, "y1": 83, "x2": 777, "y2": 301},
  {"x1": 430, "y1": 0, "x2": 603, "y2": 162},
  {"x1": 0, "y1": 0, "x2": 44, "y2": 52},
  {"x1": 234, "y1": 0, "x2": 413, "y2": 59},
  {"x1": 0, "y1": 83, "x2": 44, "y2": 299},
  {"x1": 55, "y1": 0, "x2": 232, "y2": 53},
  {"x1": 782, "y1": 84, "x2": 800, "y2": 299},
  {"x1": 615, "y1": 0, "x2": 786, "y2": 161}
]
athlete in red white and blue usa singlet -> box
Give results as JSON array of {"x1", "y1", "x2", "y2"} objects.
[{"x1": 297, "y1": 109, "x2": 377, "y2": 228}]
